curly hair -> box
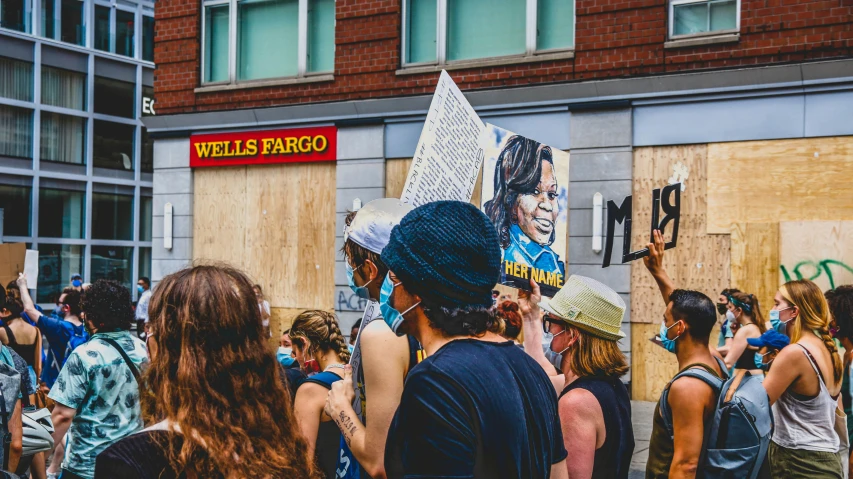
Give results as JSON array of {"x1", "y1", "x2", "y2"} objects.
[
  {"x1": 290, "y1": 310, "x2": 351, "y2": 364},
  {"x1": 494, "y1": 300, "x2": 522, "y2": 340},
  {"x1": 422, "y1": 298, "x2": 496, "y2": 337},
  {"x1": 80, "y1": 280, "x2": 133, "y2": 332},
  {"x1": 143, "y1": 264, "x2": 319, "y2": 478},
  {"x1": 826, "y1": 285, "x2": 853, "y2": 340},
  {"x1": 483, "y1": 135, "x2": 555, "y2": 249}
]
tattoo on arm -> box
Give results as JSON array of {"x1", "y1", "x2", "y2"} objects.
[{"x1": 337, "y1": 411, "x2": 356, "y2": 447}]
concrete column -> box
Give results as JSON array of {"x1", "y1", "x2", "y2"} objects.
[
  {"x1": 334, "y1": 125, "x2": 386, "y2": 335},
  {"x1": 568, "y1": 108, "x2": 634, "y2": 380},
  {"x1": 151, "y1": 138, "x2": 193, "y2": 286}
]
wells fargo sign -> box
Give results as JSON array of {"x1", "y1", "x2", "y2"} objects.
[{"x1": 189, "y1": 126, "x2": 336, "y2": 168}]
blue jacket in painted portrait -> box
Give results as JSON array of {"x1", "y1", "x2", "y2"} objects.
[{"x1": 502, "y1": 224, "x2": 566, "y2": 277}]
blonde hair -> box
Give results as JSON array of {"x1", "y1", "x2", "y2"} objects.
[
  {"x1": 290, "y1": 310, "x2": 351, "y2": 364},
  {"x1": 565, "y1": 325, "x2": 628, "y2": 379},
  {"x1": 781, "y1": 279, "x2": 842, "y2": 383}
]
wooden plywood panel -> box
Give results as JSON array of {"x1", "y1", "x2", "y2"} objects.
[
  {"x1": 631, "y1": 322, "x2": 678, "y2": 401},
  {"x1": 780, "y1": 221, "x2": 853, "y2": 292},
  {"x1": 630, "y1": 145, "x2": 731, "y2": 324},
  {"x1": 385, "y1": 158, "x2": 413, "y2": 199},
  {"x1": 730, "y1": 223, "x2": 780, "y2": 311},
  {"x1": 707, "y1": 137, "x2": 853, "y2": 234},
  {"x1": 193, "y1": 167, "x2": 248, "y2": 268}
]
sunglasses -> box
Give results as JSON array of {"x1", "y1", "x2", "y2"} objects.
[{"x1": 543, "y1": 314, "x2": 566, "y2": 334}]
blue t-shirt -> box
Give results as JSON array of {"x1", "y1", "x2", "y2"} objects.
[
  {"x1": 37, "y1": 313, "x2": 88, "y2": 388},
  {"x1": 385, "y1": 339, "x2": 567, "y2": 479}
]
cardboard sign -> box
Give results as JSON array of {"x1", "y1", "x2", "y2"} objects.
[
  {"x1": 401, "y1": 71, "x2": 484, "y2": 206},
  {"x1": 602, "y1": 183, "x2": 681, "y2": 268},
  {"x1": 23, "y1": 250, "x2": 38, "y2": 289},
  {"x1": 0, "y1": 243, "x2": 26, "y2": 289},
  {"x1": 190, "y1": 126, "x2": 337, "y2": 168},
  {"x1": 480, "y1": 124, "x2": 569, "y2": 297}
]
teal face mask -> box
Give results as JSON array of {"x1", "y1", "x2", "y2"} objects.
[
  {"x1": 769, "y1": 307, "x2": 794, "y2": 336},
  {"x1": 754, "y1": 351, "x2": 773, "y2": 370},
  {"x1": 346, "y1": 262, "x2": 373, "y2": 300},
  {"x1": 277, "y1": 346, "x2": 296, "y2": 368},
  {"x1": 379, "y1": 273, "x2": 419, "y2": 336},
  {"x1": 659, "y1": 320, "x2": 682, "y2": 354}
]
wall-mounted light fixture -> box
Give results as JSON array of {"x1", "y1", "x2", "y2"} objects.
[
  {"x1": 164, "y1": 203, "x2": 173, "y2": 251},
  {"x1": 592, "y1": 193, "x2": 603, "y2": 253}
]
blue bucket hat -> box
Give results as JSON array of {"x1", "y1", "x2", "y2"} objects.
[{"x1": 747, "y1": 329, "x2": 790, "y2": 350}]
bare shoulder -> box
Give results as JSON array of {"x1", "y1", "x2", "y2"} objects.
[
  {"x1": 360, "y1": 320, "x2": 409, "y2": 376},
  {"x1": 558, "y1": 387, "x2": 601, "y2": 420},
  {"x1": 295, "y1": 382, "x2": 331, "y2": 404},
  {"x1": 360, "y1": 320, "x2": 409, "y2": 349},
  {"x1": 669, "y1": 373, "x2": 717, "y2": 403}
]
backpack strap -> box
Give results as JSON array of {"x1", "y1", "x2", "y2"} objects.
[
  {"x1": 99, "y1": 337, "x2": 140, "y2": 384},
  {"x1": 303, "y1": 371, "x2": 341, "y2": 390},
  {"x1": 659, "y1": 362, "x2": 725, "y2": 437}
]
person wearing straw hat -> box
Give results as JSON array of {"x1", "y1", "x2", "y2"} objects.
[{"x1": 520, "y1": 275, "x2": 634, "y2": 478}]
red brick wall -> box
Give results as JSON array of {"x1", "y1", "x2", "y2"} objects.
[{"x1": 154, "y1": 0, "x2": 853, "y2": 115}]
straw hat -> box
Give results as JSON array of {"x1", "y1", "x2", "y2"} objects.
[{"x1": 539, "y1": 275, "x2": 626, "y2": 340}]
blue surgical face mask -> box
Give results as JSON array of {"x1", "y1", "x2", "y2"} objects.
[
  {"x1": 379, "y1": 273, "x2": 420, "y2": 336},
  {"x1": 277, "y1": 346, "x2": 296, "y2": 368},
  {"x1": 346, "y1": 262, "x2": 373, "y2": 300},
  {"x1": 71, "y1": 279, "x2": 82, "y2": 288},
  {"x1": 137, "y1": 285, "x2": 144, "y2": 294},
  {"x1": 769, "y1": 307, "x2": 794, "y2": 335},
  {"x1": 53, "y1": 305, "x2": 64, "y2": 317},
  {"x1": 754, "y1": 351, "x2": 774, "y2": 370},
  {"x1": 659, "y1": 320, "x2": 682, "y2": 354}
]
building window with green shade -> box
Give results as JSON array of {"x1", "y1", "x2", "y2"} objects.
[
  {"x1": 404, "y1": 0, "x2": 574, "y2": 67},
  {"x1": 60, "y1": 0, "x2": 85, "y2": 46},
  {"x1": 0, "y1": 57, "x2": 34, "y2": 102},
  {"x1": 91, "y1": 246, "x2": 133, "y2": 292},
  {"x1": 203, "y1": 4, "x2": 229, "y2": 83},
  {"x1": 0, "y1": 179, "x2": 32, "y2": 237},
  {"x1": 142, "y1": 15, "x2": 154, "y2": 62},
  {"x1": 1, "y1": 0, "x2": 31, "y2": 33},
  {"x1": 40, "y1": 112, "x2": 86, "y2": 165},
  {"x1": 139, "y1": 195, "x2": 152, "y2": 241},
  {"x1": 115, "y1": 9, "x2": 135, "y2": 57},
  {"x1": 203, "y1": 0, "x2": 335, "y2": 84},
  {"x1": 36, "y1": 244, "x2": 84, "y2": 303},
  {"x1": 94, "y1": 76, "x2": 135, "y2": 118},
  {"x1": 91, "y1": 190, "x2": 133, "y2": 240},
  {"x1": 41, "y1": 0, "x2": 55, "y2": 39},
  {"x1": 671, "y1": 0, "x2": 738, "y2": 37},
  {"x1": 93, "y1": 121, "x2": 135, "y2": 171},
  {"x1": 94, "y1": 5, "x2": 110, "y2": 52},
  {"x1": 38, "y1": 186, "x2": 85, "y2": 238},
  {"x1": 0, "y1": 105, "x2": 33, "y2": 160},
  {"x1": 42, "y1": 66, "x2": 86, "y2": 111}
]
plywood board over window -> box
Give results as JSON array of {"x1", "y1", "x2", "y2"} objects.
[
  {"x1": 193, "y1": 162, "x2": 336, "y2": 310},
  {"x1": 630, "y1": 145, "x2": 730, "y2": 402},
  {"x1": 730, "y1": 222, "x2": 780, "y2": 312},
  {"x1": 707, "y1": 137, "x2": 853, "y2": 235},
  {"x1": 779, "y1": 221, "x2": 853, "y2": 292}
]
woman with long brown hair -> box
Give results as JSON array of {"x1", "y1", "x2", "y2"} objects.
[
  {"x1": 762, "y1": 279, "x2": 844, "y2": 478},
  {"x1": 290, "y1": 310, "x2": 351, "y2": 479},
  {"x1": 94, "y1": 265, "x2": 319, "y2": 479},
  {"x1": 720, "y1": 292, "x2": 766, "y2": 375}
]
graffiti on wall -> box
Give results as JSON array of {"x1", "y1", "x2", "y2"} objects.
[{"x1": 780, "y1": 259, "x2": 853, "y2": 290}]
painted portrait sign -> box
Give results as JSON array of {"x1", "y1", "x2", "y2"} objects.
[{"x1": 480, "y1": 124, "x2": 569, "y2": 297}]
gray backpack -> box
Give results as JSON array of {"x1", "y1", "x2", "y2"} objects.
[{"x1": 660, "y1": 358, "x2": 773, "y2": 479}]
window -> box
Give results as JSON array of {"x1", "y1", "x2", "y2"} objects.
[
  {"x1": 115, "y1": 9, "x2": 135, "y2": 57},
  {"x1": 38, "y1": 186, "x2": 85, "y2": 238},
  {"x1": 94, "y1": 5, "x2": 110, "y2": 52},
  {"x1": 36, "y1": 244, "x2": 84, "y2": 303},
  {"x1": 42, "y1": 66, "x2": 86, "y2": 111},
  {"x1": 40, "y1": 112, "x2": 86, "y2": 164},
  {"x1": 142, "y1": 15, "x2": 154, "y2": 62},
  {"x1": 93, "y1": 120, "x2": 135, "y2": 171},
  {"x1": 141, "y1": 128, "x2": 153, "y2": 173},
  {"x1": 41, "y1": 0, "x2": 55, "y2": 38},
  {"x1": 0, "y1": 105, "x2": 33, "y2": 159},
  {"x1": 0, "y1": 57, "x2": 33, "y2": 102},
  {"x1": 91, "y1": 246, "x2": 133, "y2": 291},
  {"x1": 61, "y1": 0, "x2": 85, "y2": 46},
  {"x1": 138, "y1": 247, "x2": 151, "y2": 281},
  {"x1": 94, "y1": 76, "x2": 135, "y2": 118},
  {"x1": 91, "y1": 190, "x2": 133, "y2": 240},
  {"x1": 202, "y1": 0, "x2": 335, "y2": 85},
  {"x1": 139, "y1": 194, "x2": 152, "y2": 241},
  {"x1": 403, "y1": 0, "x2": 574, "y2": 66},
  {"x1": 670, "y1": 0, "x2": 738, "y2": 38},
  {"x1": 0, "y1": 179, "x2": 32, "y2": 236},
  {"x1": 1, "y1": 0, "x2": 31, "y2": 33}
]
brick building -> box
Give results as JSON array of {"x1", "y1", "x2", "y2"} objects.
[{"x1": 143, "y1": 0, "x2": 853, "y2": 395}]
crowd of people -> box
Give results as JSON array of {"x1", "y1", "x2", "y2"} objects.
[{"x1": 0, "y1": 198, "x2": 848, "y2": 478}]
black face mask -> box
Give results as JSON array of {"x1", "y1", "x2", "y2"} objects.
[{"x1": 716, "y1": 303, "x2": 728, "y2": 315}]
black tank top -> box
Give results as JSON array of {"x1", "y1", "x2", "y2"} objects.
[
  {"x1": 303, "y1": 371, "x2": 343, "y2": 479},
  {"x1": 2, "y1": 323, "x2": 37, "y2": 367},
  {"x1": 734, "y1": 325, "x2": 761, "y2": 370},
  {"x1": 560, "y1": 376, "x2": 634, "y2": 479}
]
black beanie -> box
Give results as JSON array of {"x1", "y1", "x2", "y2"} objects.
[{"x1": 381, "y1": 201, "x2": 501, "y2": 308}]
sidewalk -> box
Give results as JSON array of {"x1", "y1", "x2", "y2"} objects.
[{"x1": 630, "y1": 400, "x2": 656, "y2": 478}]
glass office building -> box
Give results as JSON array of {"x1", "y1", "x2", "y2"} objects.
[{"x1": 0, "y1": 0, "x2": 154, "y2": 304}]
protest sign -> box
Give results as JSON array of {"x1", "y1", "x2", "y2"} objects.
[
  {"x1": 24, "y1": 250, "x2": 38, "y2": 289},
  {"x1": 602, "y1": 183, "x2": 681, "y2": 268},
  {"x1": 480, "y1": 124, "x2": 569, "y2": 297},
  {"x1": 0, "y1": 243, "x2": 26, "y2": 288},
  {"x1": 400, "y1": 71, "x2": 485, "y2": 206}
]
